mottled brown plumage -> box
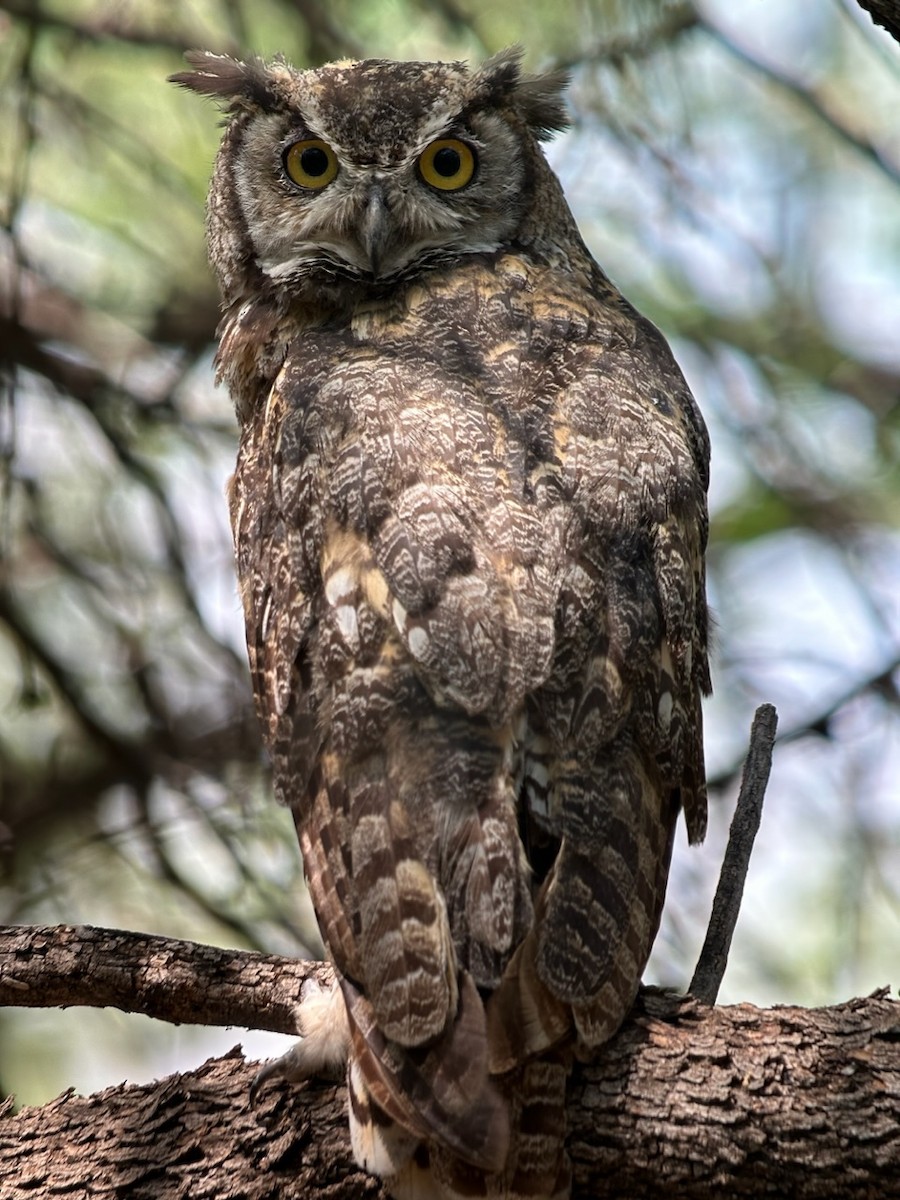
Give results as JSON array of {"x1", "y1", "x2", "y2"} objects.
[{"x1": 172, "y1": 47, "x2": 710, "y2": 1199}]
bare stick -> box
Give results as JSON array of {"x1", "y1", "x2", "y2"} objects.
[
  {"x1": 689, "y1": 703, "x2": 778, "y2": 1004},
  {"x1": 0, "y1": 923, "x2": 333, "y2": 1033}
]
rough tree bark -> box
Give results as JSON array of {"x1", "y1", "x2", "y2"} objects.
[
  {"x1": 1, "y1": 924, "x2": 898, "y2": 1199},
  {"x1": 854, "y1": 0, "x2": 900, "y2": 44}
]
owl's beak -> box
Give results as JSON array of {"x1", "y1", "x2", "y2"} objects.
[{"x1": 359, "y1": 184, "x2": 390, "y2": 278}]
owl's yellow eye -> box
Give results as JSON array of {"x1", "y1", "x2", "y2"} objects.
[
  {"x1": 284, "y1": 139, "x2": 339, "y2": 189},
  {"x1": 418, "y1": 139, "x2": 476, "y2": 192}
]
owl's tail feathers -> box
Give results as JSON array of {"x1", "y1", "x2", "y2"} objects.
[
  {"x1": 341, "y1": 970, "x2": 509, "y2": 1176},
  {"x1": 351, "y1": 781, "x2": 461, "y2": 1048},
  {"x1": 540, "y1": 754, "x2": 678, "y2": 1054},
  {"x1": 500, "y1": 1055, "x2": 572, "y2": 1200},
  {"x1": 485, "y1": 893, "x2": 572, "y2": 1075},
  {"x1": 490, "y1": 751, "x2": 678, "y2": 1066},
  {"x1": 408, "y1": 1055, "x2": 571, "y2": 1200},
  {"x1": 379, "y1": 1055, "x2": 571, "y2": 1200}
]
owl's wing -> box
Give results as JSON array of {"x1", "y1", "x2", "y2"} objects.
[
  {"x1": 230, "y1": 361, "x2": 534, "y2": 1180},
  {"x1": 488, "y1": 286, "x2": 711, "y2": 1067},
  {"x1": 229, "y1": 399, "x2": 321, "y2": 803}
]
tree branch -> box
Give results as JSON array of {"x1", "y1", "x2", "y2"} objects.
[
  {"x1": 690, "y1": 703, "x2": 777, "y2": 1003},
  {"x1": 1, "y1": 950, "x2": 900, "y2": 1195},
  {"x1": 0, "y1": 0, "x2": 227, "y2": 53},
  {"x1": 702, "y1": 15, "x2": 900, "y2": 189},
  {"x1": 0, "y1": 924, "x2": 324, "y2": 1036},
  {"x1": 854, "y1": 0, "x2": 900, "y2": 43},
  {"x1": 0, "y1": 700, "x2": 883, "y2": 1196}
]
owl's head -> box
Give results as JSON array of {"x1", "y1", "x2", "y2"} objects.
[{"x1": 171, "y1": 49, "x2": 570, "y2": 307}]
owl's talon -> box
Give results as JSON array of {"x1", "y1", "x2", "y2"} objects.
[
  {"x1": 249, "y1": 1057, "x2": 285, "y2": 1107},
  {"x1": 250, "y1": 977, "x2": 350, "y2": 1106}
]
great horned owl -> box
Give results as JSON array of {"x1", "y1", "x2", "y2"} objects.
[{"x1": 172, "y1": 47, "x2": 710, "y2": 1199}]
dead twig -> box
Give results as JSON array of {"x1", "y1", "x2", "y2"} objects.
[{"x1": 689, "y1": 702, "x2": 777, "y2": 1004}]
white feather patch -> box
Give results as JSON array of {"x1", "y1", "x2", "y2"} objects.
[
  {"x1": 334, "y1": 603, "x2": 360, "y2": 651},
  {"x1": 325, "y1": 566, "x2": 356, "y2": 607},
  {"x1": 348, "y1": 1060, "x2": 417, "y2": 1176},
  {"x1": 407, "y1": 624, "x2": 430, "y2": 661},
  {"x1": 293, "y1": 976, "x2": 350, "y2": 1076}
]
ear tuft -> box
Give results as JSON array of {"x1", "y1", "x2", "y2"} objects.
[
  {"x1": 472, "y1": 47, "x2": 570, "y2": 141},
  {"x1": 515, "y1": 66, "x2": 571, "y2": 140},
  {"x1": 471, "y1": 46, "x2": 525, "y2": 106},
  {"x1": 168, "y1": 50, "x2": 279, "y2": 112}
]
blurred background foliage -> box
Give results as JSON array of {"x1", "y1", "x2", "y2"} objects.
[{"x1": 1, "y1": 0, "x2": 898, "y2": 1108}]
